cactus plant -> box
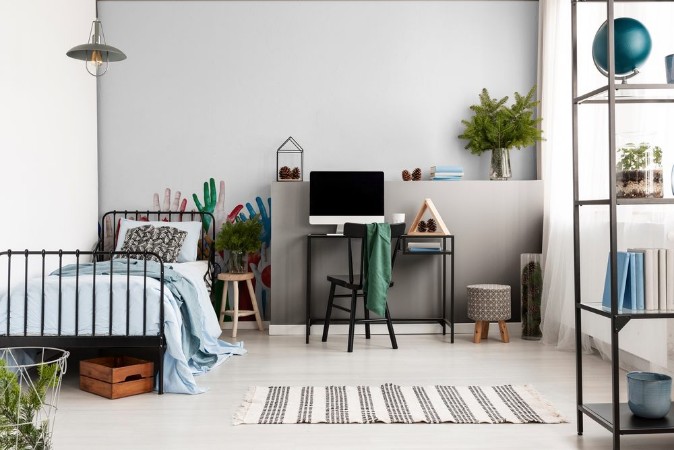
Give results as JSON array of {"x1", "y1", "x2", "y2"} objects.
[{"x1": 521, "y1": 259, "x2": 543, "y2": 340}]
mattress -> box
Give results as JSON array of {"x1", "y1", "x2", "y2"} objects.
[{"x1": 0, "y1": 260, "x2": 208, "y2": 337}]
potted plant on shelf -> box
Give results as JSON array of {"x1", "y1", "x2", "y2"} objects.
[
  {"x1": 458, "y1": 85, "x2": 543, "y2": 180},
  {"x1": 215, "y1": 215, "x2": 263, "y2": 273},
  {"x1": 616, "y1": 142, "x2": 663, "y2": 198}
]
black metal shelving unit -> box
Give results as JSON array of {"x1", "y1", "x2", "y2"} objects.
[{"x1": 573, "y1": 1, "x2": 674, "y2": 449}]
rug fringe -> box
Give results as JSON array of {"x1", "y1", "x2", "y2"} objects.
[
  {"x1": 233, "y1": 386, "x2": 257, "y2": 425},
  {"x1": 521, "y1": 384, "x2": 569, "y2": 423}
]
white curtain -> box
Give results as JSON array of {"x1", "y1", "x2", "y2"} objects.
[
  {"x1": 539, "y1": 0, "x2": 674, "y2": 368},
  {"x1": 538, "y1": 0, "x2": 579, "y2": 350}
]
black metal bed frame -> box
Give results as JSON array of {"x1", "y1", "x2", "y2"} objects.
[{"x1": 0, "y1": 210, "x2": 216, "y2": 395}]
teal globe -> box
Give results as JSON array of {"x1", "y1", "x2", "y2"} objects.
[{"x1": 592, "y1": 17, "x2": 652, "y2": 76}]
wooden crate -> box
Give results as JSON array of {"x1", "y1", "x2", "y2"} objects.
[{"x1": 80, "y1": 356, "x2": 154, "y2": 399}]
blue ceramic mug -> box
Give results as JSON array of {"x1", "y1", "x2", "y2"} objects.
[
  {"x1": 627, "y1": 371, "x2": 672, "y2": 419},
  {"x1": 666, "y1": 54, "x2": 674, "y2": 84}
]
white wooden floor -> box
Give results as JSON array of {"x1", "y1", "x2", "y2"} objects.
[{"x1": 53, "y1": 330, "x2": 674, "y2": 449}]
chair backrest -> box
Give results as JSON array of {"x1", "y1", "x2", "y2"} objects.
[{"x1": 343, "y1": 222, "x2": 406, "y2": 286}]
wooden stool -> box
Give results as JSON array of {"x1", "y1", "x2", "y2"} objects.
[
  {"x1": 466, "y1": 284, "x2": 511, "y2": 344},
  {"x1": 218, "y1": 272, "x2": 264, "y2": 338}
]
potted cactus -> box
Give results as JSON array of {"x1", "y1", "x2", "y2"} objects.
[{"x1": 521, "y1": 254, "x2": 542, "y2": 340}]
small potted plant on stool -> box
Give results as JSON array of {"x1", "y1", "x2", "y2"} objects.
[{"x1": 215, "y1": 215, "x2": 263, "y2": 273}]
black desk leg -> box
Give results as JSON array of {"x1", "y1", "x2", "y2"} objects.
[
  {"x1": 306, "y1": 236, "x2": 311, "y2": 344},
  {"x1": 442, "y1": 237, "x2": 447, "y2": 336},
  {"x1": 450, "y1": 236, "x2": 455, "y2": 344}
]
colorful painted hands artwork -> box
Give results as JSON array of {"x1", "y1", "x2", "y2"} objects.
[
  {"x1": 238, "y1": 197, "x2": 271, "y2": 248},
  {"x1": 97, "y1": 178, "x2": 272, "y2": 320},
  {"x1": 239, "y1": 197, "x2": 272, "y2": 316},
  {"x1": 153, "y1": 188, "x2": 187, "y2": 218},
  {"x1": 99, "y1": 217, "x2": 115, "y2": 252},
  {"x1": 191, "y1": 178, "x2": 245, "y2": 232},
  {"x1": 193, "y1": 178, "x2": 223, "y2": 233}
]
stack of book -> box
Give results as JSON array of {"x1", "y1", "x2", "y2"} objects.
[
  {"x1": 407, "y1": 241, "x2": 443, "y2": 253},
  {"x1": 601, "y1": 248, "x2": 674, "y2": 311},
  {"x1": 430, "y1": 165, "x2": 463, "y2": 181}
]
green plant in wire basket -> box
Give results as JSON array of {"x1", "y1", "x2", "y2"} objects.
[{"x1": 0, "y1": 359, "x2": 61, "y2": 449}]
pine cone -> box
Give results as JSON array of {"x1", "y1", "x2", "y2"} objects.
[
  {"x1": 412, "y1": 168, "x2": 422, "y2": 181},
  {"x1": 427, "y1": 218, "x2": 437, "y2": 232},
  {"x1": 402, "y1": 169, "x2": 412, "y2": 181},
  {"x1": 291, "y1": 167, "x2": 301, "y2": 179},
  {"x1": 279, "y1": 166, "x2": 292, "y2": 179},
  {"x1": 417, "y1": 220, "x2": 427, "y2": 232}
]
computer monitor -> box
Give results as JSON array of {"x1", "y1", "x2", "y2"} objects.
[{"x1": 309, "y1": 171, "x2": 385, "y2": 234}]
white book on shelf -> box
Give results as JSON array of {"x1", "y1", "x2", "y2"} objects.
[
  {"x1": 644, "y1": 248, "x2": 660, "y2": 311},
  {"x1": 668, "y1": 249, "x2": 674, "y2": 311},
  {"x1": 659, "y1": 249, "x2": 668, "y2": 310}
]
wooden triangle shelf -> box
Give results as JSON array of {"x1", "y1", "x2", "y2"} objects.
[{"x1": 407, "y1": 198, "x2": 450, "y2": 236}]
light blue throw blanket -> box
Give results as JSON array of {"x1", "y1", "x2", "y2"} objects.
[
  {"x1": 55, "y1": 260, "x2": 214, "y2": 368},
  {"x1": 363, "y1": 223, "x2": 392, "y2": 316},
  {"x1": 53, "y1": 259, "x2": 245, "y2": 394}
]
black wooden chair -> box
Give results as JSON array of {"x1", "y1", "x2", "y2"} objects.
[{"x1": 321, "y1": 222, "x2": 406, "y2": 352}]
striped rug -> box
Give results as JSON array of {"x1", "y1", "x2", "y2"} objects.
[{"x1": 233, "y1": 384, "x2": 566, "y2": 425}]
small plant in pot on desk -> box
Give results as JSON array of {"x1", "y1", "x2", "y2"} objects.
[
  {"x1": 215, "y1": 215, "x2": 263, "y2": 273},
  {"x1": 616, "y1": 142, "x2": 663, "y2": 198}
]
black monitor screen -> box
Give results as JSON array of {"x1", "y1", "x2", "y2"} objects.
[{"x1": 309, "y1": 171, "x2": 384, "y2": 217}]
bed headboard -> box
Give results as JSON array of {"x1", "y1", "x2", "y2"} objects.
[{"x1": 99, "y1": 210, "x2": 218, "y2": 284}]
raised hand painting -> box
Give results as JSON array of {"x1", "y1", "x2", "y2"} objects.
[
  {"x1": 238, "y1": 197, "x2": 272, "y2": 317},
  {"x1": 192, "y1": 178, "x2": 243, "y2": 232},
  {"x1": 153, "y1": 188, "x2": 187, "y2": 219},
  {"x1": 238, "y1": 197, "x2": 271, "y2": 248},
  {"x1": 190, "y1": 179, "x2": 242, "y2": 270}
]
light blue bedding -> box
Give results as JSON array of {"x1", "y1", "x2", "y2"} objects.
[{"x1": 53, "y1": 259, "x2": 246, "y2": 394}]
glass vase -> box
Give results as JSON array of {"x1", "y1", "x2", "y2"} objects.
[
  {"x1": 521, "y1": 253, "x2": 543, "y2": 340},
  {"x1": 228, "y1": 250, "x2": 246, "y2": 273},
  {"x1": 490, "y1": 148, "x2": 512, "y2": 180},
  {"x1": 616, "y1": 143, "x2": 663, "y2": 198}
]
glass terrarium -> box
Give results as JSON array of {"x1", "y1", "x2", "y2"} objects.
[
  {"x1": 616, "y1": 142, "x2": 663, "y2": 198},
  {"x1": 277, "y1": 136, "x2": 304, "y2": 182},
  {"x1": 521, "y1": 253, "x2": 543, "y2": 340}
]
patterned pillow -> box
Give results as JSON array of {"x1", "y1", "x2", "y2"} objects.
[
  {"x1": 118, "y1": 225, "x2": 154, "y2": 260},
  {"x1": 150, "y1": 226, "x2": 188, "y2": 263},
  {"x1": 117, "y1": 225, "x2": 187, "y2": 263}
]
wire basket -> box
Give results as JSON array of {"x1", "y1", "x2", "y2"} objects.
[{"x1": 0, "y1": 347, "x2": 69, "y2": 450}]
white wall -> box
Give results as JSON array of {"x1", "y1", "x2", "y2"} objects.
[
  {"x1": 0, "y1": 1, "x2": 98, "y2": 252},
  {"x1": 98, "y1": 0, "x2": 539, "y2": 213}
]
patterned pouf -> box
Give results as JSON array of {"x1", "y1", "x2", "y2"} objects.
[{"x1": 466, "y1": 284, "x2": 511, "y2": 344}]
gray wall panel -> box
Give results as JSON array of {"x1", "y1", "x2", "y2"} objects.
[{"x1": 271, "y1": 181, "x2": 543, "y2": 326}]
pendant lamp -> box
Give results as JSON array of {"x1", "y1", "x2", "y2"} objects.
[{"x1": 66, "y1": 18, "x2": 126, "y2": 76}]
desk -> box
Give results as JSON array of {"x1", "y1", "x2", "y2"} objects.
[{"x1": 305, "y1": 233, "x2": 454, "y2": 344}]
